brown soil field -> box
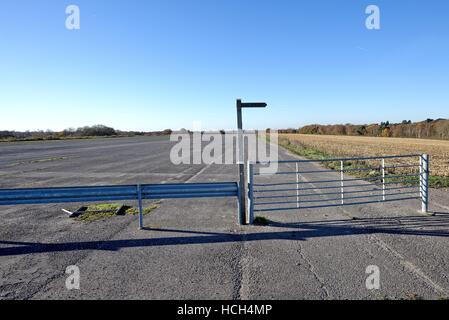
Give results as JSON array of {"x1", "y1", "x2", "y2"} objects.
[{"x1": 280, "y1": 134, "x2": 449, "y2": 177}]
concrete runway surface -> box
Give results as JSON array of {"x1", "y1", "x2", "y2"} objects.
[{"x1": 1, "y1": 136, "x2": 449, "y2": 300}]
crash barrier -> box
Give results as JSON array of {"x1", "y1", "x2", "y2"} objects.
[
  {"x1": 247, "y1": 154, "x2": 429, "y2": 225},
  {"x1": 0, "y1": 182, "x2": 240, "y2": 229}
]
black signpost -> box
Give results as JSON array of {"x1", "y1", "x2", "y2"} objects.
[{"x1": 236, "y1": 99, "x2": 267, "y2": 225}]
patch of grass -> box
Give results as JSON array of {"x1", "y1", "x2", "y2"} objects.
[
  {"x1": 77, "y1": 202, "x2": 160, "y2": 222},
  {"x1": 429, "y1": 176, "x2": 449, "y2": 188},
  {"x1": 125, "y1": 204, "x2": 159, "y2": 216},
  {"x1": 253, "y1": 216, "x2": 270, "y2": 226},
  {"x1": 77, "y1": 205, "x2": 120, "y2": 222},
  {"x1": 86, "y1": 203, "x2": 122, "y2": 212}
]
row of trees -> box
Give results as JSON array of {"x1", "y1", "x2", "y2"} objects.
[
  {"x1": 4, "y1": 119, "x2": 449, "y2": 141},
  {"x1": 278, "y1": 119, "x2": 449, "y2": 140},
  {"x1": 0, "y1": 125, "x2": 167, "y2": 140},
  {"x1": 0, "y1": 126, "x2": 234, "y2": 142},
  {"x1": 0, "y1": 125, "x2": 176, "y2": 141},
  {"x1": 0, "y1": 125, "x2": 118, "y2": 141}
]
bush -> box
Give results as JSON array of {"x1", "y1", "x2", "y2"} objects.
[{"x1": 75, "y1": 125, "x2": 116, "y2": 137}]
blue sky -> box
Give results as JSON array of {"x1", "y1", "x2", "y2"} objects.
[{"x1": 1, "y1": 0, "x2": 448, "y2": 131}]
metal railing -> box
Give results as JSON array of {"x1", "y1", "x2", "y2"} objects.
[
  {"x1": 0, "y1": 182, "x2": 240, "y2": 229},
  {"x1": 247, "y1": 154, "x2": 430, "y2": 224}
]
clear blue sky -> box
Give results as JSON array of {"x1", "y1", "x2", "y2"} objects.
[{"x1": 1, "y1": 0, "x2": 448, "y2": 131}]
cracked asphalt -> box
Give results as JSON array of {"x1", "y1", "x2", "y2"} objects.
[{"x1": 1, "y1": 136, "x2": 449, "y2": 300}]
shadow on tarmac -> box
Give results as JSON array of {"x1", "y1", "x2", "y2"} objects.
[{"x1": 1, "y1": 214, "x2": 449, "y2": 257}]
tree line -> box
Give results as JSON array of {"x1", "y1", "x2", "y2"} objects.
[
  {"x1": 0, "y1": 125, "x2": 174, "y2": 141},
  {"x1": 275, "y1": 119, "x2": 449, "y2": 140}
]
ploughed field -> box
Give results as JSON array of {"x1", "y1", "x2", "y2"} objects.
[{"x1": 279, "y1": 134, "x2": 449, "y2": 177}]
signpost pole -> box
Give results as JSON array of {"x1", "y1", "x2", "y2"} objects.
[
  {"x1": 236, "y1": 99, "x2": 267, "y2": 225},
  {"x1": 237, "y1": 99, "x2": 247, "y2": 225}
]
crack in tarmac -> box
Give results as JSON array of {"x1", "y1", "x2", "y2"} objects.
[
  {"x1": 297, "y1": 242, "x2": 332, "y2": 299},
  {"x1": 232, "y1": 234, "x2": 248, "y2": 300}
]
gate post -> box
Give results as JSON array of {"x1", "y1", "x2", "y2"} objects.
[
  {"x1": 296, "y1": 163, "x2": 300, "y2": 208},
  {"x1": 381, "y1": 158, "x2": 386, "y2": 201},
  {"x1": 340, "y1": 161, "x2": 345, "y2": 205},
  {"x1": 420, "y1": 154, "x2": 429, "y2": 213},
  {"x1": 137, "y1": 184, "x2": 144, "y2": 230},
  {"x1": 247, "y1": 162, "x2": 255, "y2": 225}
]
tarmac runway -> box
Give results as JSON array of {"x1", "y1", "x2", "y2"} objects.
[{"x1": 1, "y1": 136, "x2": 449, "y2": 300}]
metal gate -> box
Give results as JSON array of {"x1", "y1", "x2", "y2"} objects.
[{"x1": 247, "y1": 154, "x2": 429, "y2": 224}]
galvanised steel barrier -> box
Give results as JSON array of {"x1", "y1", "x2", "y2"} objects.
[
  {"x1": 247, "y1": 154, "x2": 430, "y2": 224},
  {"x1": 0, "y1": 182, "x2": 240, "y2": 229}
]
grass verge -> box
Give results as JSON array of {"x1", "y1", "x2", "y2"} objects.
[
  {"x1": 276, "y1": 137, "x2": 449, "y2": 189},
  {"x1": 77, "y1": 201, "x2": 160, "y2": 222}
]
